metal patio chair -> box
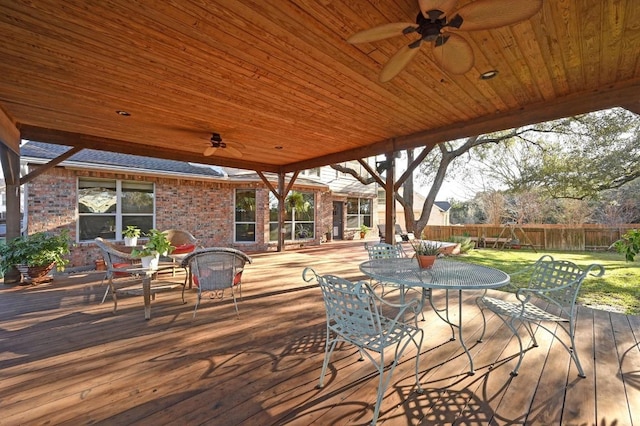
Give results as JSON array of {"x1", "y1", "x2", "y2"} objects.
[
  {"x1": 303, "y1": 267, "x2": 424, "y2": 425},
  {"x1": 477, "y1": 255, "x2": 604, "y2": 377},
  {"x1": 181, "y1": 248, "x2": 252, "y2": 318},
  {"x1": 364, "y1": 242, "x2": 426, "y2": 320}
]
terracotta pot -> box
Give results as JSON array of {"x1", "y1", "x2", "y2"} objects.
[
  {"x1": 416, "y1": 255, "x2": 436, "y2": 269},
  {"x1": 95, "y1": 259, "x2": 106, "y2": 271}
]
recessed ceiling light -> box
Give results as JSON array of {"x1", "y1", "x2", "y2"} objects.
[
  {"x1": 480, "y1": 70, "x2": 499, "y2": 80},
  {"x1": 116, "y1": 110, "x2": 131, "y2": 116}
]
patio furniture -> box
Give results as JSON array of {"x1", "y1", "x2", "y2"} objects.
[
  {"x1": 476, "y1": 255, "x2": 604, "y2": 377},
  {"x1": 162, "y1": 229, "x2": 199, "y2": 282},
  {"x1": 95, "y1": 237, "x2": 183, "y2": 319},
  {"x1": 364, "y1": 241, "x2": 406, "y2": 260},
  {"x1": 181, "y1": 248, "x2": 252, "y2": 318},
  {"x1": 394, "y1": 224, "x2": 415, "y2": 241},
  {"x1": 302, "y1": 267, "x2": 424, "y2": 425},
  {"x1": 360, "y1": 257, "x2": 510, "y2": 375},
  {"x1": 364, "y1": 241, "x2": 424, "y2": 320}
]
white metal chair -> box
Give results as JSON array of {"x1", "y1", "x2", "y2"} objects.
[
  {"x1": 303, "y1": 267, "x2": 424, "y2": 425},
  {"x1": 364, "y1": 242, "x2": 426, "y2": 320},
  {"x1": 477, "y1": 255, "x2": 604, "y2": 377},
  {"x1": 181, "y1": 248, "x2": 252, "y2": 318}
]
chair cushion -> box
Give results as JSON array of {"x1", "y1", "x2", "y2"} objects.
[
  {"x1": 112, "y1": 262, "x2": 132, "y2": 277},
  {"x1": 172, "y1": 243, "x2": 196, "y2": 255},
  {"x1": 193, "y1": 271, "x2": 243, "y2": 288}
]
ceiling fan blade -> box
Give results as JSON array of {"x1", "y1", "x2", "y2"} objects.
[
  {"x1": 418, "y1": 0, "x2": 458, "y2": 19},
  {"x1": 455, "y1": 0, "x2": 542, "y2": 31},
  {"x1": 347, "y1": 22, "x2": 417, "y2": 44},
  {"x1": 379, "y1": 42, "x2": 423, "y2": 82},
  {"x1": 432, "y1": 33, "x2": 474, "y2": 74},
  {"x1": 225, "y1": 146, "x2": 243, "y2": 158},
  {"x1": 203, "y1": 146, "x2": 217, "y2": 156}
]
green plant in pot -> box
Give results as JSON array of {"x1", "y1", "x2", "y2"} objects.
[
  {"x1": 359, "y1": 224, "x2": 369, "y2": 238},
  {"x1": 611, "y1": 229, "x2": 640, "y2": 261},
  {"x1": 0, "y1": 229, "x2": 72, "y2": 284},
  {"x1": 131, "y1": 229, "x2": 174, "y2": 269},
  {"x1": 411, "y1": 239, "x2": 442, "y2": 269},
  {"x1": 123, "y1": 225, "x2": 141, "y2": 246}
]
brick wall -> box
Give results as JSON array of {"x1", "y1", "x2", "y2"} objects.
[{"x1": 26, "y1": 166, "x2": 322, "y2": 269}]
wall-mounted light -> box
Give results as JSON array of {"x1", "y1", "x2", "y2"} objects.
[{"x1": 376, "y1": 160, "x2": 391, "y2": 174}]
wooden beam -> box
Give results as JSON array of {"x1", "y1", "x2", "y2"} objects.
[
  {"x1": 394, "y1": 147, "x2": 433, "y2": 192},
  {"x1": 18, "y1": 125, "x2": 280, "y2": 173},
  {"x1": 357, "y1": 159, "x2": 385, "y2": 187},
  {"x1": 622, "y1": 101, "x2": 640, "y2": 116},
  {"x1": 256, "y1": 171, "x2": 278, "y2": 197},
  {"x1": 0, "y1": 144, "x2": 20, "y2": 185},
  {"x1": 20, "y1": 146, "x2": 83, "y2": 185},
  {"x1": 384, "y1": 153, "x2": 395, "y2": 244},
  {"x1": 282, "y1": 80, "x2": 640, "y2": 172},
  {"x1": 0, "y1": 106, "x2": 20, "y2": 155}
]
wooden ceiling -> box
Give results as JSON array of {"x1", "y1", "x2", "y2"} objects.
[{"x1": 0, "y1": 0, "x2": 639, "y2": 174}]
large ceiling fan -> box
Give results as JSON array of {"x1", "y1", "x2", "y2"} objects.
[{"x1": 348, "y1": 0, "x2": 543, "y2": 82}]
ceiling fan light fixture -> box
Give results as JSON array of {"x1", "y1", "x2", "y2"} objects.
[
  {"x1": 480, "y1": 70, "x2": 499, "y2": 80},
  {"x1": 210, "y1": 132, "x2": 226, "y2": 148}
]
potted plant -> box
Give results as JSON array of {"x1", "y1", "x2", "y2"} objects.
[
  {"x1": 325, "y1": 225, "x2": 332, "y2": 242},
  {"x1": 411, "y1": 240, "x2": 442, "y2": 269},
  {"x1": 0, "y1": 229, "x2": 72, "y2": 284},
  {"x1": 123, "y1": 225, "x2": 141, "y2": 246},
  {"x1": 611, "y1": 229, "x2": 640, "y2": 261},
  {"x1": 359, "y1": 224, "x2": 369, "y2": 239},
  {"x1": 131, "y1": 229, "x2": 174, "y2": 269}
]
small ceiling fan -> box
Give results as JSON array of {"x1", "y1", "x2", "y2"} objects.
[
  {"x1": 204, "y1": 133, "x2": 243, "y2": 158},
  {"x1": 347, "y1": 0, "x2": 543, "y2": 82}
]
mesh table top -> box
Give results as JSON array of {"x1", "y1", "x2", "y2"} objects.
[{"x1": 359, "y1": 257, "x2": 510, "y2": 290}]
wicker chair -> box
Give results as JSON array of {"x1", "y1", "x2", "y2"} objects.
[
  {"x1": 477, "y1": 255, "x2": 604, "y2": 377},
  {"x1": 161, "y1": 229, "x2": 199, "y2": 281},
  {"x1": 303, "y1": 267, "x2": 424, "y2": 425},
  {"x1": 181, "y1": 248, "x2": 252, "y2": 318}
]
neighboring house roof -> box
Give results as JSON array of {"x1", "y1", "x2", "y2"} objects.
[
  {"x1": 20, "y1": 141, "x2": 326, "y2": 188},
  {"x1": 434, "y1": 201, "x2": 451, "y2": 212}
]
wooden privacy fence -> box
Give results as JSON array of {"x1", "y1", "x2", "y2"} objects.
[{"x1": 421, "y1": 224, "x2": 638, "y2": 251}]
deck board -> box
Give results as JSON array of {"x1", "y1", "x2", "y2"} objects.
[{"x1": 0, "y1": 240, "x2": 637, "y2": 425}]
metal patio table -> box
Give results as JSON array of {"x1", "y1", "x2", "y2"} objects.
[{"x1": 359, "y1": 257, "x2": 510, "y2": 374}]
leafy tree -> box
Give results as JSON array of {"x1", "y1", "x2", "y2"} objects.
[{"x1": 331, "y1": 107, "x2": 640, "y2": 236}]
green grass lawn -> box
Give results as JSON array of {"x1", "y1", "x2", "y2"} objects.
[{"x1": 455, "y1": 248, "x2": 640, "y2": 316}]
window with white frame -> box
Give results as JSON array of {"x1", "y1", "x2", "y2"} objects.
[
  {"x1": 302, "y1": 167, "x2": 321, "y2": 178},
  {"x1": 78, "y1": 178, "x2": 154, "y2": 241},
  {"x1": 346, "y1": 197, "x2": 372, "y2": 229},
  {"x1": 268, "y1": 190, "x2": 315, "y2": 241},
  {"x1": 235, "y1": 189, "x2": 256, "y2": 242}
]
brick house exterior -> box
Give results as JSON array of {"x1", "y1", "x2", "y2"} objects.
[{"x1": 20, "y1": 142, "x2": 374, "y2": 270}]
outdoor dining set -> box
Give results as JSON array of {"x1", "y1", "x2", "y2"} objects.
[
  {"x1": 95, "y1": 231, "x2": 605, "y2": 425},
  {"x1": 94, "y1": 229, "x2": 252, "y2": 320},
  {"x1": 305, "y1": 241, "x2": 605, "y2": 425}
]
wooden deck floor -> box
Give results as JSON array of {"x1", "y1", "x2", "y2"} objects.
[{"x1": 1, "y1": 240, "x2": 638, "y2": 425}]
